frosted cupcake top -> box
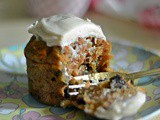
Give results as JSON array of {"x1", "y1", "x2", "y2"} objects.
[{"x1": 28, "y1": 14, "x2": 106, "y2": 47}]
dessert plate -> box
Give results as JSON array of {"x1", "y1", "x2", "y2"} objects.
[{"x1": 0, "y1": 41, "x2": 159, "y2": 120}]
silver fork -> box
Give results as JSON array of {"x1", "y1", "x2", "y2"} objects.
[{"x1": 68, "y1": 68, "x2": 160, "y2": 96}]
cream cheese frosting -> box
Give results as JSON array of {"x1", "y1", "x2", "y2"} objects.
[
  {"x1": 28, "y1": 14, "x2": 106, "y2": 47},
  {"x1": 91, "y1": 91, "x2": 146, "y2": 120}
]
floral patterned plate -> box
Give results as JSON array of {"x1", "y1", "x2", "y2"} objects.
[{"x1": 0, "y1": 42, "x2": 160, "y2": 120}]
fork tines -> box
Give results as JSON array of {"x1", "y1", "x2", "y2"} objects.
[{"x1": 68, "y1": 72, "x2": 109, "y2": 96}]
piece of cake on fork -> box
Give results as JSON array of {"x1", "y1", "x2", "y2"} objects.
[
  {"x1": 73, "y1": 74, "x2": 146, "y2": 120},
  {"x1": 24, "y1": 14, "x2": 112, "y2": 106}
]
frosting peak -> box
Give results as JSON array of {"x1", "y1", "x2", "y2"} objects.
[{"x1": 28, "y1": 14, "x2": 106, "y2": 47}]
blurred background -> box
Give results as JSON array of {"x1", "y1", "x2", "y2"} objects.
[{"x1": 0, "y1": 0, "x2": 160, "y2": 52}]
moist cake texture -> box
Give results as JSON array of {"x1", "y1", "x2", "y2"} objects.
[
  {"x1": 74, "y1": 75, "x2": 146, "y2": 120},
  {"x1": 25, "y1": 14, "x2": 112, "y2": 106}
]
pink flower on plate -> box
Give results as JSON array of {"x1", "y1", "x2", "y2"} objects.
[
  {"x1": 146, "y1": 96, "x2": 151, "y2": 102},
  {"x1": 0, "y1": 82, "x2": 27, "y2": 99},
  {"x1": 13, "y1": 110, "x2": 65, "y2": 120}
]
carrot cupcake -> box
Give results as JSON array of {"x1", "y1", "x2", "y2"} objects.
[{"x1": 24, "y1": 14, "x2": 112, "y2": 106}]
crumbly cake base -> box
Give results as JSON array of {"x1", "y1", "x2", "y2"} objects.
[
  {"x1": 73, "y1": 75, "x2": 146, "y2": 118},
  {"x1": 25, "y1": 36, "x2": 112, "y2": 106}
]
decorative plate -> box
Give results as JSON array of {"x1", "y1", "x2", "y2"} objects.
[{"x1": 0, "y1": 42, "x2": 159, "y2": 120}]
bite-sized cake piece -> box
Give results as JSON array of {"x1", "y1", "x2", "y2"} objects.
[
  {"x1": 25, "y1": 14, "x2": 112, "y2": 106},
  {"x1": 74, "y1": 75, "x2": 146, "y2": 120}
]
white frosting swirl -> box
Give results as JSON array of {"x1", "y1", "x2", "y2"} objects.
[{"x1": 28, "y1": 14, "x2": 106, "y2": 47}]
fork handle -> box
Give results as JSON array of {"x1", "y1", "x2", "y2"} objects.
[{"x1": 128, "y1": 68, "x2": 160, "y2": 80}]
